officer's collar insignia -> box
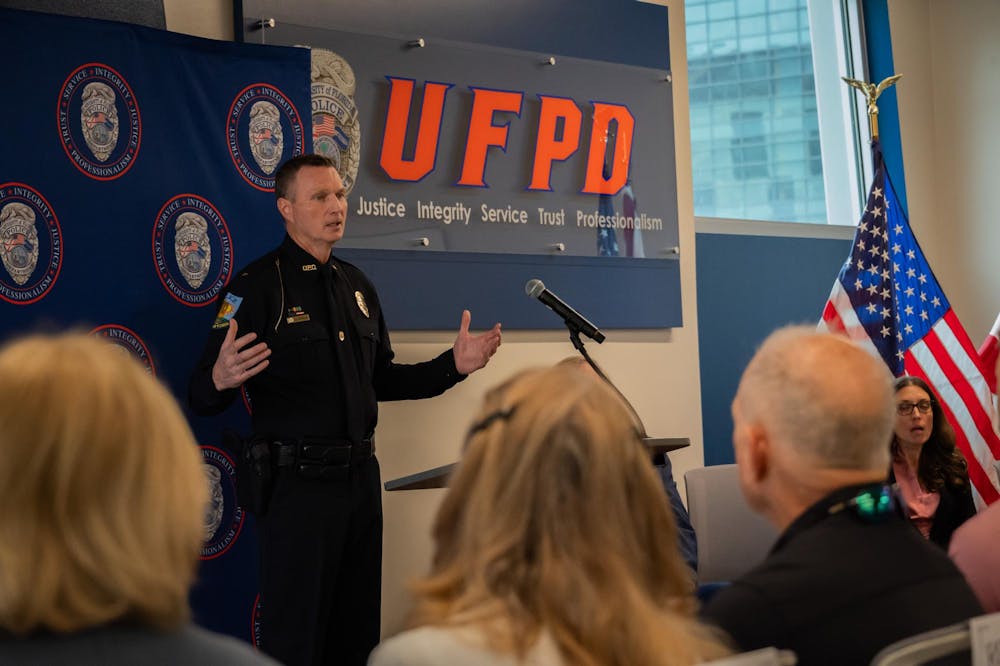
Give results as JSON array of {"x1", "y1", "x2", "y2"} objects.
[
  {"x1": 355, "y1": 291, "x2": 369, "y2": 318},
  {"x1": 286, "y1": 305, "x2": 310, "y2": 324},
  {"x1": 302, "y1": 263, "x2": 317, "y2": 271}
]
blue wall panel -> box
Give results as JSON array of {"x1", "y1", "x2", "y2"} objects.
[
  {"x1": 696, "y1": 232, "x2": 852, "y2": 465},
  {"x1": 339, "y1": 249, "x2": 680, "y2": 332},
  {"x1": 239, "y1": 0, "x2": 669, "y2": 70}
]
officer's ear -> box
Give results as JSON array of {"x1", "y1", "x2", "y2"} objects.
[{"x1": 276, "y1": 196, "x2": 293, "y2": 223}]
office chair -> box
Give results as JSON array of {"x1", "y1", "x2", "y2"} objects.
[
  {"x1": 683, "y1": 464, "x2": 778, "y2": 584},
  {"x1": 702, "y1": 646, "x2": 797, "y2": 665},
  {"x1": 869, "y1": 620, "x2": 972, "y2": 665}
]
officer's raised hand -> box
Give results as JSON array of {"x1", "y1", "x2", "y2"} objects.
[
  {"x1": 212, "y1": 319, "x2": 272, "y2": 391},
  {"x1": 453, "y1": 309, "x2": 502, "y2": 375}
]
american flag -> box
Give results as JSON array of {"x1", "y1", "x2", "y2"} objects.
[
  {"x1": 977, "y1": 313, "x2": 1000, "y2": 395},
  {"x1": 313, "y1": 113, "x2": 337, "y2": 137},
  {"x1": 596, "y1": 160, "x2": 619, "y2": 257},
  {"x1": 819, "y1": 141, "x2": 1000, "y2": 507}
]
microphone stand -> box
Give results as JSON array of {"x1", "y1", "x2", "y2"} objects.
[{"x1": 566, "y1": 325, "x2": 648, "y2": 438}]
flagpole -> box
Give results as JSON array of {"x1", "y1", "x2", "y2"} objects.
[{"x1": 842, "y1": 74, "x2": 903, "y2": 141}]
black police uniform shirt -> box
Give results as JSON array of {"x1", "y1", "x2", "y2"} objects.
[{"x1": 189, "y1": 235, "x2": 465, "y2": 441}]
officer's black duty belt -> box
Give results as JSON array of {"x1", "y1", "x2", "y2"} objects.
[{"x1": 271, "y1": 437, "x2": 374, "y2": 479}]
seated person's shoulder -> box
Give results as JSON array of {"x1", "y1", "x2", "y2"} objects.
[
  {"x1": 370, "y1": 626, "x2": 561, "y2": 666},
  {"x1": 702, "y1": 580, "x2": 783, "y2": 652},
  {"x1": 370, "y1": 627, "x2": 488, "y2": 666},
  {"x1": 172, "y1": 625, "x2": 281, "y2": 665}
]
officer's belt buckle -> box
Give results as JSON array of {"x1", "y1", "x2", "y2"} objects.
[
  {"x1": 273, "y1": 437, "x2": 375, "y2": 476},
  {"x1": 271, "y1": 441, "x2": 297, "y2": 467},
  {"x1": 296, "y1": 463, "x2": 348, "y2": 480},
  {"x1": 299, "y1": 443, "x2": 352, "y2": 466}
]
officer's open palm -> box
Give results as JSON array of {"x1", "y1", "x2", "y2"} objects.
[
  {"x1": 453, "y1": 309, "x2": 501, "y2": 375},
  {"x1": 212, "y1": 319, "x2": 272, "y2": 391}
]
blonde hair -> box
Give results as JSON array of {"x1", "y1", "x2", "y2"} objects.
[
  {"x1": 0, "y1": 333, "x2": 208, "y2": 634},
  {"x1": 409, "y1": 365, "x2": 729, "y2": 666}
]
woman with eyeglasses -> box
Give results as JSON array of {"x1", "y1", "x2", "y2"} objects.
[{"x1": 889, "y1": 376, "x2": 975, "y2": 549}]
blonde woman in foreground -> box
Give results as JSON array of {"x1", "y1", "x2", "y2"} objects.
[
  {"x1": 369, "y1": 364, "x2": 729, "y2": 666},
  {"x1": 0, "y1": 333, "x2": 277, "y2": 665}
]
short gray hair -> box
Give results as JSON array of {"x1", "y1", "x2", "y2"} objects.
[{"x1": 737, "y1": 326, "x2": 894, "y2": 471}]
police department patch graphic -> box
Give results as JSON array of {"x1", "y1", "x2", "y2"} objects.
[
  {"x1": 90, "y1": 324, "x2": 156, "y2": 375},
  {"x1": 0, "y1": 203, "x2": 37, "y2": 286},
  {"x1": 213, "y1": 292, "x2": 243, "y2": 329},
  {"x1": 248, "y1": 101, "x2": 284, "y2": 175},
  {"x1": 81, "y1": 82, "x2": 118, "y2": 162},
  {"x1": 204, "y1": 464, "x2": 224, "y2": 539},
  {"x1": 311, "y1": 49, "x2": 360, "y2": 194},
  {"x1": 227, "y1": 84, "x2": 304, "y2": 191},
  {"x1": 0, "y1": 183, "x2": 62, "y2": 305},
  {"x1": 57, "y1": 63, "x2": 141, "y2": 180},
  {"x1": 153, "y1": 194, "x2": 233, "y2": 307},
  {"x1": 174, "y1": 212, "x2": 212, "y2": 289},
  {"x1": 200, "y1": 445, "x2": 245, "y2": 560}
]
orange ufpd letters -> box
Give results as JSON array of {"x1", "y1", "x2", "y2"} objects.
[{"x1": 378, "y1": 77, "x2": 634, "y2": 195}]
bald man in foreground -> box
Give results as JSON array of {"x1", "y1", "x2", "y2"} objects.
[{"x1": 702, "y1": 327, "x2": 980, "y2": 664}]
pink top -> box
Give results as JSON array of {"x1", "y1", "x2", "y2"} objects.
[
  {"x1": 892, "y1": 458, "x2": 940, "y2": 539},
  {"x1": 950, "y1": 501, "x2": 1000, "y2": 612}
]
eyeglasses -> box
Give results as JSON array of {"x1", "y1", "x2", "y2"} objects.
[{"x1": 896, "y1": 400, "x2": 932, "y2": 416}]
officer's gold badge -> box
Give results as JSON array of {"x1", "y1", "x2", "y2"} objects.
[{"x1": 355, "y1": 291, "x2": 369, "y2": 318}]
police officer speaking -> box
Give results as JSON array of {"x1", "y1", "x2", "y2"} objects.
[{"x1": 189, "y1": 154, "x2": 502, "y2": 666}]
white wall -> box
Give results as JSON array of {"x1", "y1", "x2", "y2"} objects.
[
  {"x1": 163, "y1": 0, "x2": 702, "y2": 636},
  {"x1": 163, "y1": 0, "x2": 231, "y2": 40},
  {"x1": 890, "y1": 0, "x2": 1000, "y2": 339}
]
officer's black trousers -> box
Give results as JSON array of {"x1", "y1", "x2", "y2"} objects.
[{"x1": 257, "y1": 457, "x2": 382, "y2": 666}]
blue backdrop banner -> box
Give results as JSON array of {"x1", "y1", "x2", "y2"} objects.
[{"x1": 0, "y1": 7, "x2": 311, "y2": 644}]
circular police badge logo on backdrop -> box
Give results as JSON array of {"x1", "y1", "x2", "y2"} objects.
[
  {"x1": 90, "y1": 324, "x2": 156, "y2": 375},
  {"x1": 227, "y1": 84, "x2": 305, "y2": 191},
  {"x1": 152, "y1": 194, "x2": 233, "y2": 307},
  {"x1": 57, "y1": 63, "x2": 141, "y2": 180},
  {"x1": 251, "y1": 594, "x2": 263, "y2": 647},
  {"x1": 200, "y1": 445, "x2": 244, "y2": 560},
  {"x1": 310, "y1": 49, "x2": 360, "y2": 194},
  {"x1": 0, "y1": 183, "x2": 62, "y2": 305}
]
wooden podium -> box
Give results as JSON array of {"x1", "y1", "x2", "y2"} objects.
[{"x1": 384, "y1": 437, "x2": 689, "y2": 491}]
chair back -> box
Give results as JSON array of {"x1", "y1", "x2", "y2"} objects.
[
  {"x1": 870, "y1": 611, "x2": 1000, "y2": 665},
  {"x1": 702, "y1": 647, "x2": 796, "y2": 665},
  {"x1": 684, "y1": 464, "x2": 778, "y2": 584},
  {"x1": 869, "y1": 621, "x2": 969, "y2": 665}
]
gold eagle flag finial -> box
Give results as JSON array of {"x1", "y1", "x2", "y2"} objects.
[{"x1": 842, "y1": 74, "x2": 903, "y2": 141}]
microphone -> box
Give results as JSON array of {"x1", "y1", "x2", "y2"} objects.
[{"x1": 525, "y1": 279, "x2": 605, "y2": 343}]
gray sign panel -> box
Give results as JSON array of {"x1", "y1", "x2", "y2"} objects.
[{"x1": 269, "y1": 26, "x2": 678, "y2": 260}]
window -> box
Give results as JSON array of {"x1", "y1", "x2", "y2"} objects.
[
  {"x1": 730, "y1": 111, "x2": 767, "y2": 180},
  {"x1": 687, "y1": 0, "x2": 869, "y2": 226}
]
